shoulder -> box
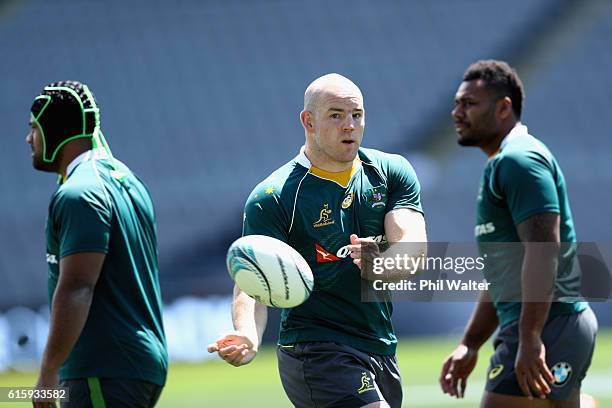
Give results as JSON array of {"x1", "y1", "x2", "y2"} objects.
[
  {"x1": 495, "y1": 135, "x2": 555, "y2": 170},
  {"x1": 360, "y1": 148, "x2": 416, "y2": 174},
  {"x1": 245, "y1": 158, "x2": 307, "y2": 208},
  {"x1": 488, "y1": 135, "x2": 558, "y2": 197},
  {"x1": 360, "y1": 147, "x2": 419, "y2": 183},
  {"x1": 243, "y1": 159, "x2": 305, "y2": 236},
  {"x1": 359, "y1": 147, "x2": 411, "y2": 168},
  {"x1": 51, "y1": 161, "x2": 112, "y2": 212}
]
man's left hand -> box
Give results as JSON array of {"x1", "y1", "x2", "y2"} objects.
[{"x1": 347, "y1": 234, "x2": 380, "y2": 279}]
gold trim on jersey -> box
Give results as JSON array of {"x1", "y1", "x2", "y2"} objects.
[{"x1": 309, "y1": 158, "x2": 361, "y2": 188}]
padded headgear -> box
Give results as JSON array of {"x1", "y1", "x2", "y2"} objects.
[{"x1": 30, "y1": 83, "x2": 100, "y2": 163}]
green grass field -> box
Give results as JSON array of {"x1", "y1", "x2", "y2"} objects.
[{"x1": 1, "y1": 331, "x2": 610, "y2": 407}]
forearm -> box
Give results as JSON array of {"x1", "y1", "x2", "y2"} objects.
[
  {"x1": 519, "y1": 246, "x2": 557, "y2": 341},
  {"x1": 380, "y1": 242, "x2": 428, "y2": 282},
  {"x1": 461, "y1": 291, "x2": 498, "y2": 350},
  {"x1": 232, "y1": 285, "x2": 267, "y2": 350},
  {"x1": 41, "y1": 285, "x2": 94, "y2": 373},
  {"x1": 362, "y1": 240, "x2": 428, "y2": 282},
  {"x1": 368, "y1": 209, "x2": 427, "y2": 282}
]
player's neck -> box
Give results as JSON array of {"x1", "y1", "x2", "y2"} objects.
[
  {"x1": 482, "y1": 121, "x2": 517, "y2": 158},
  {"x1": 56, "y1": 141, "x2": 93, "y2": 181},
  {"x1": 304, "y1": 149, "x2": 355, "y2": 172}
]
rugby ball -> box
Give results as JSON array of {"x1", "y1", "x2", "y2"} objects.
[{"x1": 226, "y1": 235, "x2": 314, "y2": 308}]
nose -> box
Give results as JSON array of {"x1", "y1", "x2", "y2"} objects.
[
  {"x1": 343, "y1": 116, "x2": 355, "y2": 132},
  {"x1": 452, "y1": 105, "x2": 462, "y2": 121},
  {"x1": 25, "y1": 131, "x2": 32, "y2": 144}
]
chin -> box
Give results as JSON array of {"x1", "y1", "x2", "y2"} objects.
[
  {"x1": 339, "y1": 150, "x2": 359, "y2": 162},
  {"x1": 457, "y1": 135, "x2": 479, "y2": 147},
  {"x1": 32, "y1": 158, "x2": 55, "y2": 172}
]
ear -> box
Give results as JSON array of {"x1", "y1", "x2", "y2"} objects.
[
  {"x1": 498, "y1": 96, "x2": 513, "y2": 120},
  {"x1": 300, "y1": 110, "x2": 314, "y2": 132}
]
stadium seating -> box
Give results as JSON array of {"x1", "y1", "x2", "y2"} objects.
[{"x1": 1, "y1": 0, "x2": 609, "y2": 313}]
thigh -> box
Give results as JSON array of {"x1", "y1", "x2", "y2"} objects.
[
  {"x1": 277, "y1": 342, "x2": 389, "y2": 408},
  {"x1": 485, "y1": 309, "x2": 597, "y2": 402},
  {"x1": 360, "y1": 402, "x2": 390, "y2": 408},
  {"x1": 484, "y1": 322, "x2": 522, "y2": 398},
  {"x1": 481, "y1": 388, "x2": 581, "y2": 408},
  {"x1": 60, "y1": 378, "x2": 162, "y2": 408},
  {"x1": 372, "y1": 355, "x2": 402, "y2": 408},
  {"x1": 542, "y1": 308, "x2": 597, "y2": 400},
  {"x1": 98, "y1": 378, "x2": 163, "y2": 408},
  {"x1": 481, "y1": 391, "x2": 554, "y2": 408}
]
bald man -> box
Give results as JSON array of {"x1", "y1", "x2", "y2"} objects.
[{"x1": 209, "y1": 74, "x2": 427, "y2": 408}]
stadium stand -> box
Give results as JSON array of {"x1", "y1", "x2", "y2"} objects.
[{"x1": 0, "y1": 0, "x2": 609, "y2": 315}]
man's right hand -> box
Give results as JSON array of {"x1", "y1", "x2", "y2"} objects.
[
  {"x1": 439, "y1": 344, "x2": 478, "y2": 398},
  {"x1": 207, "y1": 331, "x2": 257, "y2": 367}
]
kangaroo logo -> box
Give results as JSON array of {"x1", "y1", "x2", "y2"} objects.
[
  {"x1": 357, "y1": 371, "x2": 376, "y2": 394},
  {"x1": 313, "y1": 204, "x2": 335, "y2": 228}
]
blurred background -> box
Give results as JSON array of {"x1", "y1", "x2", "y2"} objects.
[{"x1": 0, "y1": 0, "x2": 610, "y2": 405}]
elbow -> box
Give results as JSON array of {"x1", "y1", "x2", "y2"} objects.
[
  {"x1": 69, "y1": 285, "x2": 96, "y2": 303},
  {"x1": 55, "y1": 281, "x2": 96, "y2": 305}
]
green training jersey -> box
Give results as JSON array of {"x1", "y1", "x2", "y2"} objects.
[
  {"x1": 243, "y1": 147, "x2": 423, "y2": 355},
  {"x1": 475, "y1": 124, "x2": 586, "y2": 327},
  {"x1": 45, "y1": 149, "x2": 167, "y2": 385}
]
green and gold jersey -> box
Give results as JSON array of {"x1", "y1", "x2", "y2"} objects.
[
  {"x1": 243, "y1": 147, "x2": 423, "y2": 355},
  {"x1": 475, "y1": 124, "x2": 586, "y2": 327},
  {"x1": 45, "y1": 149, "x2": 167, "y2": 385}
]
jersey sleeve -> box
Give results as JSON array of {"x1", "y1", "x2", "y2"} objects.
[
  {"x1": 242, "y1": 185, "x2": 290, "y2": 242},
  {"x1": 491, "y1": 151, "x2": 560, "y2": 225},
  {"x1": 52, "y1": 186, "x2": 112, "y2": 258},
  {"x1": 385, "y1": 154, "x2": 423, "y2": 214}
]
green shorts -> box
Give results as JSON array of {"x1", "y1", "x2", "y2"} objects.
[
  {"x1": 277, "y1": 341, "x2": 402, "y2": 408},
  {"x1": 485, "y1": 307, "x2": 598, "y2": 400},
  {"x1": 59, "y1": 377, "x2": 163, "y2": 408}
]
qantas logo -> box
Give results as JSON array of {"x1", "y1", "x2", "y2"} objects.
[
  {"x1": 315, "y1": 235, "x2": 386, "y2": 263},
  {"x1": 315, "y1": 244, "x2": 341, "y2": 263},
  {"x1": 474, "y1": 222, "x2": 495, "y2": 237},
  {"x1": 337, "y1": 234, "x2": 385, "y2": 258}
]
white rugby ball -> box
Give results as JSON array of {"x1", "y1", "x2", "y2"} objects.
[{"x1": 226, "y1": 235, "x2": 314, "y2": 308}]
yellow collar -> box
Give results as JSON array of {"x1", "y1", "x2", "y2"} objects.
[{"x1": 309, "y1": 158, "x2": 361, "y2": 188}]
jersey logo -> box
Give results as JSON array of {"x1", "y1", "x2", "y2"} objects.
[
  {"x1": 357, "y1": 371, "x2": 376, "y2": 394},
  {"x1": 474, "y1": 222, "x2": 495, "y2": 237},
  {"x1": 336, "y1": 234, "x2": 385, "y2": 258},
  {"x1": 313, "y1": 204, "x2": 335, "y2": 228},
  {"x1": 341, "y1": 192, "x2": 354, "y2": 209},
  {"x1": 315, "y1": 244, "x2": 341, "y2": 263},
  {"x1": 488, "y1": 364, "x2": 504, "y2": 380},
  {"x1": 46, "y1": 253, "x2": 58, "y2": 265},
  {"x1": 365, "y1": 188, "x2": 386, "y2": 209},
  {"x1": 551, "y1": 362, "x2": 572, "y2": 387}
]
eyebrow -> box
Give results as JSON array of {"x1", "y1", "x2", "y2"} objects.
[
  {"x1": 455, "y1": 95, "x2": 474, "y2": 101},
  {"x1": 327, "y1": 107, "x2": 364, "y2": 113}
]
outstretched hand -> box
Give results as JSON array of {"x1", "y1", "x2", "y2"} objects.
[
  {"x1": 347, "y1": 234, "x2": 380, "y2": 279},
  {"x1": 439, "y1": 344, "x2": 478, "y2": 398},
  {"x1": 207, "y1": 331, "x2": 257, "y2": 367}
]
